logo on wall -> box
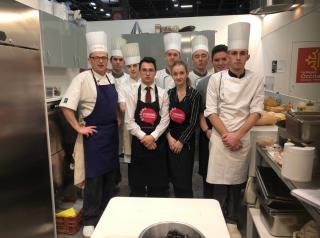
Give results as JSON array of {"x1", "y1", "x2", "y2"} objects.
[{"x1": 296, "y1": 48, "x2": 320, "y2": 83}]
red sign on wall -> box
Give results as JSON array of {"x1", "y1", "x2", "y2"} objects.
[{"x1": 296, "y1": 48, "x2": 320, "y2": 83}]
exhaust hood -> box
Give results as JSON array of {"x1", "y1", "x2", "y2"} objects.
[{"x1": 250, "y1": 0, "x2": 304, "y2": 14}]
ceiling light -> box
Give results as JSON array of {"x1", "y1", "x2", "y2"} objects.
[
  {"x1": 93, "y1": 6, "x2": 97, "y2": 9},
  {"x1": 105, "y1": 13, "x2": 111, "y2": 17},
  {"x1": 174, "y1": 3, "x2": 179, "y2": 7},
  {"x1": 290, "y1": 4, "x2": 300, "y2": 9},
  {"x1": 89, "y1": 2, "x2": 96, "y2": 6},
  {"x1": 100, "y1": 8, "x2": 104, "y2": 12},
  {"x1": 180, "y1": 4, "x2": 193, "y2": 8}
]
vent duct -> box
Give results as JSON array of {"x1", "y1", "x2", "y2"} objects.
[{"x1": 250, "y1": 0, "x2": 304, "y2": 14}]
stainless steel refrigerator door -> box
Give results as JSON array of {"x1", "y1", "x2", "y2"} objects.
[
  {"x1": 0, "y1": 44, "x2": 55, "y2": 238},
  {"x1": 0, "y1": 0, "x2": 40, "y2": 49}
]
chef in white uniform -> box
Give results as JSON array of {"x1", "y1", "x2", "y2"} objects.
[
  {"x1": 109, "y1": 36, "x2": 129, "y2": 91},
  {"x1": 118, "y1": 43, "x2": 141, "y2": 163},
  {"x1": 60, "y1": 31, "x2": 119, "y2": 238},
  {"x1": 189, "y1": 35, "x2": 211, "y2": 88},
  {"x1": 155, "y1": 32, "x2": 181, "y2": 90},
  {"x1": 204, "y1": 22, "x2": 264, "y2": 238}
]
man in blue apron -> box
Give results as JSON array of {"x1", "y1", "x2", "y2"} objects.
[
  {"x1": 60, "y1": 31, "x2": 119, "y2": 238},
  {"x1": 204, "y1": 23, "x2": 264, "y2": 238},
  {"x1": 125, "y1": 57, "x2": 170, "y2": 197}
]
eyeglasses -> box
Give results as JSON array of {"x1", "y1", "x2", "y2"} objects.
[
  {"x1": 141, "y1": 68, "x2": 155, "y2": 73},
  {"x1": 90, "y1": 56, "x2": 108, "y2": 62}
]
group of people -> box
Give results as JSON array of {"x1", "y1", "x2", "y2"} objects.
[{"x1": 59, "y1": 22, "x2": 264, "y2": 238}]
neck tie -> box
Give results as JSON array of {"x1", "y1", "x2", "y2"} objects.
[{"x1": 145, "y1": 86, "x2": 151, "y2": 103}]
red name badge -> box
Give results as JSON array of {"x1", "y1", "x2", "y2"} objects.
[
  {"x1": 139, "y1": 107, "x2": 157, "y2": 125},
  {"x1": 170, "y1": 107, "x2": 186, "y2": 124}
]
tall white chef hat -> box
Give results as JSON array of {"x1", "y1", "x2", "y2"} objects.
[
  {"x1": 86, "y1": 31, "x2": 108, "y2": 55},
  {"x1": 163, "y1": 33, "x2": 181, "y2": 53},
  {"x1": 228, "y1": 22, "x2": 250, "y2": 51},
  {"x1": 191, "y1": 35, "x2": 208, "y2": 54},
  {"x1": 121, "y1": 43, "x2": 141, "y2": 66},
  {"x1": 111, "y1": 37, "x2": 127, "y2": 57}
]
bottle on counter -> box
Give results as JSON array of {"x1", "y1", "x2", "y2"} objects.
[{"x1": 274, "y1": 92, "x2": 282, "y2": 105}]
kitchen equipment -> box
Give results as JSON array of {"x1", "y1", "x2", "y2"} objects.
[
  {"x1": 179, "y1": 25, "x2": 196, "y2": 32},
  {"x1": 47, "y1": 100, "x2": 78, "y2": 205},
  {"x1": 285, "y1": 112, "x2": 320, "y2": 142},
  {"x1": 139, "y1": 221, "x2": 206, "y2": 238},
  {"x1": 260, "y1": 201, "x2": 310, "y2": 237},
  {"x1": 0, "y1": 1, "x2": 55, "y2": 237},
  {"x1": 256, "y1": 167, "x2": 310, "y2": 236},
  {"x1": 46, "y1": 86, "x2": 61, "y2": 98},
  {"x1": 256, "y1": 166, "x2": 301, "y2": 207},
  {"x1": 281, "y1": 145, "x2": 315, "y2": 182}
]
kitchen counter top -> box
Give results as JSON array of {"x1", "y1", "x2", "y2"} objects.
[
  {"x1": 256, "y1": 145, "x2": 320, "y2": 224},
  {"x1": 91, "y1": 197, "x2": 230, "y2": 238},
  {"x1": 248, "y1": 125, "x2": 278, "y2": 176}
]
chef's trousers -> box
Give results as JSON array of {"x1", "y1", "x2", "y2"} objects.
[
  {"x1": 203, "y1": 180, "x2": 214, "y2": 198},
  {"x1": 83, "y1": 169, "x2": 116, "y2": 226},
  {"x1": 212, "y1": 183, "x2": 245, "y2": 224}
]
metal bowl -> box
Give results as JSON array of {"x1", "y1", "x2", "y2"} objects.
[{"x1": 138, "y1": 221, "x2": 206, "y2": 238}]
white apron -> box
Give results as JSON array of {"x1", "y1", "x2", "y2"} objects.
[
  {"x1": 73, "y1": 133, "x2": 85, "y2": 188},
  {"x1": 123, "y1": 127, "x2": 132, "y2": 163},
  {"x1": 206, "y1": 129, "x2": 251, "y2": 185}
]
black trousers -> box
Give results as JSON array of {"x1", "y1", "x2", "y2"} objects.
[
  {"x1": 83, "y1": 169, "x2": 116, "y2": 226},
  {"x1": 128, "y1": 164, "x2": 168, "y2": 197},
  {"x1": 212, "y1": 183, "x2": 245, "y2": 224},
  {"x1": 202, "y1": 179, "x2": 214, "y2": 198},
  {"x1": 168, "y1": 142, "x2": 195, "y2": 198}
]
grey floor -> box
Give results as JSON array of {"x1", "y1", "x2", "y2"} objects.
[{"x1": 57, "y1": 160, "x2": 247, "y2": 238}]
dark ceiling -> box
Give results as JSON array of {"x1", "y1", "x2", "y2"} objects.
[{"x1": 57, "y1": 0, "x2": 250, "y2": 21}]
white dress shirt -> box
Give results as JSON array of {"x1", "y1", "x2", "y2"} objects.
[
  {"x1": 118, "y1": 77, "x2": 141, "y2": 103},
  {"x1": 204, "y1": 69, "x2": 264, "y2": 132},
  {"x1": 125, "y1": 82, "x2": 170, "y2": 141},
  {"x1": 155, "y1": 68, "x2": 175, "y2": 90},
  {"x1": 59, "y1": 70, "x2": 116, "y2": 119}
]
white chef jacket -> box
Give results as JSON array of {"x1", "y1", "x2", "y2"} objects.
[
  {"x1": 189, "y1": 70, "x2": 211, "y2": 88},
  {"x1": 118, "y1": 77, "x2": 141, "y2": 103},
  {"x1": 109, "y1": 72, "x2": 129, "y2": 99},
  {"x1": 125, "y1": 82, "x2": 170, "y2": 141},
  {"x1": 155, "y1": 68, "x2": 175, "y2": 90},
  {"x1": 204, "y1": 69, "x2": 264, "y2": 132},
  {"x1": 59, "y1": 70, "x2": 116, "y2": 119},
  {"x1": 204, "y1": 69, "x2": 264, "y2": 184}
]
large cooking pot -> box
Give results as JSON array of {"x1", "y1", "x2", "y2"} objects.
[{"x1": 138, "y1": 221, "x2": 206, "y2": 238}]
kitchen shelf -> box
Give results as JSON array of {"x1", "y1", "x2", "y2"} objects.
[
  {"x1": 256, "y1": 145, "x2": 320, "y2": 224},
  {"x1": 248, "y1": 208, "x2": 275, "y2": 238}
]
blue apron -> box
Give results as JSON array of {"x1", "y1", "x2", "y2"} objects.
[{"x1": 83, "y1": 70, "x2": 119, "y2": 178}]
